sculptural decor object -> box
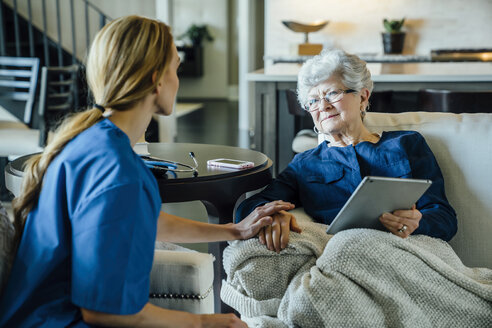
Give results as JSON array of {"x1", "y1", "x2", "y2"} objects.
[{"x1": 282, "y1": 20, "x2": 328, "y2": 55}]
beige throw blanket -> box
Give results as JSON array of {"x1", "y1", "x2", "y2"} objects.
[{"x1": 221, "y1": 215, "x2": 492, "y2": 327}]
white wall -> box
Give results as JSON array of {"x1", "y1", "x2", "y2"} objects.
[
  {"x1": 265, "y1": 0, "x2": 492, "y2": 58},
  {"x1": 90, "y1": 0, "x2": 156, "y2": 19},
  {"x1": 171, "y1": 0, "x2": 229, "y2": 99}
]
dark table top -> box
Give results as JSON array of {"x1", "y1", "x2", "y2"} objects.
[
  {"x1": 143, "y1": 143, "x2": 272, "y2": 209},
  {"x1": 146, "y1": 142, "x2": 269, "y2": 182},
  {"x1": 8, "y1": 143, "x2": 273, "y2": 212},
  {"x1": 9, "y1": 143, "x2": 269, "y2": 179}
]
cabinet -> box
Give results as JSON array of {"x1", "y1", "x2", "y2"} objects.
[{"x1": 177, "y1": 45, "x2": 203, "y2": 77}]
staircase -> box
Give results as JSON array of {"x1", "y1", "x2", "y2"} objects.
[
  {"x1": 1, "y1": 0, "x2": 111, "y2": 67},
  {"x1": 0, "y1": 0, "x2": 115, "y2": 108}
]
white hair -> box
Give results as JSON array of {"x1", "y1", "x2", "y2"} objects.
[{"x1": 297, "y1": 48, "x2": 374, "y2": 107}]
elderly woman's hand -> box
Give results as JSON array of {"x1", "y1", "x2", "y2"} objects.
[
  {"x1": 235, "y1": 201, "x2": 295, "y2": 240},
  {"x1": 379, "y1": 204, "x2": 422, "y2": 238},
  {"x1": 258, "y1": 209, "x2": 302, "y2": 253}
]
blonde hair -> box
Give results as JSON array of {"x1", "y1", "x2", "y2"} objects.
[{"x1": 12, "y1": 15, "x2": 174, "y2": 247}]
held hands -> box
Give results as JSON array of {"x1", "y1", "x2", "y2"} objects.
[
  {"x1": 379, "y1": 204, "x2": 422, "y2": 238},
  {"x1": 235, "y1": 200, "x2": 295, "y2": 240},
  {"x1": 258, "y1": 209, "x2": 302, "y2": 253}
]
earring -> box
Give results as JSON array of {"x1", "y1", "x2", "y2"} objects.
[{"x1": 313, "y1": 126, "x2": 322, "y2": 135}]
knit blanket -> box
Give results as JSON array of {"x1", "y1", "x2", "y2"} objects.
[{"x1": 221, "y1": 212, "x2": 492, "y2": 327}]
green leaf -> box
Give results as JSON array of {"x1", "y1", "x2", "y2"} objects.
[
  {"x1": 383, "y1": 18, "x2": 405, "y2": 33},
  {"x1": 179, "y1": 24, "x2": 215, "y2": 46}
]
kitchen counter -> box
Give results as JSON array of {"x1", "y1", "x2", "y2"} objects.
[
  {"x1": 248, "y1": 62, "x2": 492, "y2": 83},
  {"x1": 249, "y1": 62, "x2": 492, "y2": 175},
  {"x1": 265, "y1": 54, "x2": 432, "y2": 64},
  {"x1": 265, "y1": 49, "x2": 492, "y2": 64}
]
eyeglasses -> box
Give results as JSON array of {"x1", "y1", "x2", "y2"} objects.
[{"x1": 304, "y1": 89, "x2": 357, "y2": 112}]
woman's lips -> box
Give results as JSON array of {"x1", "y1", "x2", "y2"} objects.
[{"x1": 320, "y1": 113, "x2": 339, "y2": 122}]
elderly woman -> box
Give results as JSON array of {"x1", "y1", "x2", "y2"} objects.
[{"x1": 236, "y1": 49, "x2": 457, "y2": 253}]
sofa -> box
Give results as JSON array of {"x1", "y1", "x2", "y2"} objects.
[{"x1": 295, "y1": 111, "x2": 492, "y2": 269}]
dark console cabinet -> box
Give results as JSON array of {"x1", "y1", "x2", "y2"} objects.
[{"x1": 177, "y1": 45, "x2": 203, "y2": 77}]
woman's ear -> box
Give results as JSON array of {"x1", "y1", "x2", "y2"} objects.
[
  {"x1": 152, "y1": 71, "x2": 161, "y2": 95},
  {"x1": 360, "y1": 88, "x2": 370, "y2": 108}
]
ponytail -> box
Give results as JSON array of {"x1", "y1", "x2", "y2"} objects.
[
  {"x1": 12, "y1": 15, "x2": 174, "y2": 252},
  {"x1": 12, "y1": 108, "x2": 103, "y2": 249}
]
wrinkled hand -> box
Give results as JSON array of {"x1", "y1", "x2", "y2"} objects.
[
  {"x1": 235, "y1": 200, "x2": 295, "y2": 240},
  {"x1": 379, "y1": 204, "x2": 422, "y2": 238},
  {"x1": 199, "y1": 313, "x2": 247, "y2": 328},
  {"x1": 258, "y1": 209, "x2": 302, "y2": 253}
]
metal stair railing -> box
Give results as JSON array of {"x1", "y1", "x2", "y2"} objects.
[{"x1": 0, "y1": 0, "x2": 113, "y2": 66}]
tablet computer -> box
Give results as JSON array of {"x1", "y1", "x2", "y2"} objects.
[{"x1": 326, "y1": 176, "x2": 432, "y2": 235}]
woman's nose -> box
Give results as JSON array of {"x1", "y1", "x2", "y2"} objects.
[{"x1": 318, "y1": 98, "x2": 333, "y2": 111}]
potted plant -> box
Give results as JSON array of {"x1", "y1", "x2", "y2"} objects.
[
  {"x1": 382, "y1": 18, "x2": 406, "y2": 54},
  {"x1": 176, "y1": 25, "x2": 214, "y2": 77},
  {"x1": 180, "y1": 24, "x2": 214, "y2": 47}
]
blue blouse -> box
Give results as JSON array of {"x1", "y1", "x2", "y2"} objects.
[
  {"x1": 0, "y1": 119, "x2": 161, "y2": 327},
  {"x1": 236, "y1": 131, "x2": 457, "y2": 241}
]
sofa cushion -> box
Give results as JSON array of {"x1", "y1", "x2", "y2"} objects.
[
  {"x1": 149, "y1": 242, "x2": 215, "y2": 314},
  {"x1": 363, "y1": 112, "x2": 492, "y2": 268},
  {"x1": 292, "y1": 129, "x2": 318, "y2": 153},
  {"x1": 0, "y1": 128, "x2": 42, "y2": 157}
]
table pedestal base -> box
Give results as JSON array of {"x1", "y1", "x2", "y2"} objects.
[{"x1": 202, "y1": 200, "x2": 238, "y2": 314}]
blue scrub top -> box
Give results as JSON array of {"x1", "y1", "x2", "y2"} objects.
[
  {"x1": 236, "y1": 130, "x2": 457, "y2": 241},
  {"x1": 0, "y1": 119, "x2": 161, "y2": 327}
]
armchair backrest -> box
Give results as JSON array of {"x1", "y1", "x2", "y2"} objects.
[
  {"x1": 0, "y1": 57, "x2": 40, "y2": 126},
  {"x1": 361, "y1": 112, "x2": 492, "y2": 268}
]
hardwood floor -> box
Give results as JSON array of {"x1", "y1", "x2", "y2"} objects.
[{"x1": 176, "y1": 99, "x2": 240, "y2": 146}]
